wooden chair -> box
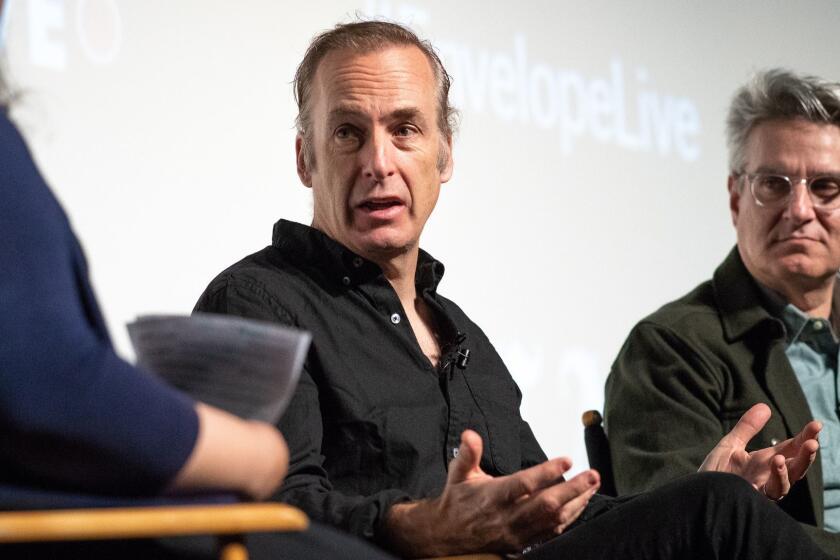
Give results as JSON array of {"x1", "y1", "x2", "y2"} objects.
[
  {"x1": 0, "y1": 499, "x2": 308, "y2": 560},
  {"x1": 581, "y1": 410, "x2": 617, "y2": 496},
  {"x1": 0, "y1": 481, "x2": 506, "y2": 560}
]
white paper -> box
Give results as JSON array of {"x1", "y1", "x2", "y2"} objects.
[{"x1": 127, "y1": 313, "x2": 310, "y2": 423}]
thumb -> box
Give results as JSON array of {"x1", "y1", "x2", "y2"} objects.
[
  {"x1": 446, "y1": 429, "x2": 484, "y2": 484},
  {"x1": 724, "y1": 403, "x2": 771, "y2": 448}
]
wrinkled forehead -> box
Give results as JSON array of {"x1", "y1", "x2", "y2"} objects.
[
  {"x1": 310, "y1": 45, "x2": 438, "y2": 114},
  {"x1": 744, "y1": 118, "x2": 840, "y2": 172}
]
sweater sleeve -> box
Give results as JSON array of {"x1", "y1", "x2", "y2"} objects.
[{"x1": 0, "y1": 114, "x2": 199, "y2": 496}]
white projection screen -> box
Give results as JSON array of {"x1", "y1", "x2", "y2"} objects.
[{"x1": 4, "y1": 0, "x2": 840, "y2": 473}]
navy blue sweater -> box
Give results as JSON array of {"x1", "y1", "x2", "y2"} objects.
[{"x1": 0, "y1": 110, "x2": 198, "y2": 497}]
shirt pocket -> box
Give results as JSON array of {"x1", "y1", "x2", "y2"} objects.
[{"x1": 470, "y1": 393, "x2": 523, "y2": 475}]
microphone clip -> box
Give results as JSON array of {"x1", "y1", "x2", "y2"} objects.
[{"x1": 456, "y1": 348, "x2": 470, "y2": 369}]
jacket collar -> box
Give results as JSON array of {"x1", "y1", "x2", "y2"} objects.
[
  {"x1": 714, "y1": 246, "x2": 840, "y2": 340},
  {"x1": 713, "y1": 247, "x2": 783, "y2": 342},
  {"x1": 714, "y1": 247, "x2": 825, "y2": 525}
]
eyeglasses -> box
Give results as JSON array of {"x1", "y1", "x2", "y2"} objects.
[{"x1": 743, "y1": 172, "x2": 840, "y2": 210}]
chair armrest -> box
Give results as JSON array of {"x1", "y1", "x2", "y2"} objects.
[{"x1": 0, "y1": 502, "x2": 308, "y2": 543}]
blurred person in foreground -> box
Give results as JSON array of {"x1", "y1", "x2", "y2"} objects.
[
  {"x1": 606, "y1": 68, "x2": 840, "y2": 557},
  {"x1": 0, "y1": 2, "x2": 393, "y2": 558},
  {"x1": 197, "y1": 20, "x2": 836, "y2": 559}
]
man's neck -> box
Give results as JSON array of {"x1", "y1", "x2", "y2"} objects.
[
  {"x1": 376, "y1": 249, "x2": 419, "y2": 305},
  {"x1": 762, "y1": 276, "x2": 836, "y2": 318},
  {"x1": 374, "y1": 246, "x2": 442, "y2": 366}
]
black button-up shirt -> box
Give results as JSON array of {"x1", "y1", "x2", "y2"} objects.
[{"x1": 194, "y1": 220, "x2": 547, "y2": 544}]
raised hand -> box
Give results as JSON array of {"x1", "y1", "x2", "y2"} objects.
[
  {"x1": 698, "y1": 403, "x2": 821, "y2": 501},
  {"x1": 383, "y1": 430, "x2": 600, "y2": 557}
]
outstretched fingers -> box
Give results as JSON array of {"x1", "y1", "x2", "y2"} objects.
[
  {"x1": 513, "y1": 469, "x2": 600, "y2": 538},
  {"x1": 786, "y1": 427, "x2": 820, "y2": 482},
  {"x1": 496, "y1": 457, "x2": 573, "y2": 503},
  {"x1": 762, "y1": 454, "x2": 790, "y2": 501}
]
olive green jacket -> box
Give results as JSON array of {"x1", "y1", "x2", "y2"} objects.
[{"x1": 605, "y1": 247, "x2": 839, "y2": 556}]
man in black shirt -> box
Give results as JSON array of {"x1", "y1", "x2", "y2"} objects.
[{"x1": 196, "y1": 20, "x2": 834, "y2": 559}]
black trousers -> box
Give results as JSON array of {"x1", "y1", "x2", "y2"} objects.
[{"x1": 527, "y1": 472, "x2": 836, "y2": 560}]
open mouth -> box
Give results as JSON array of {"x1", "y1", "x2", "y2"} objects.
[{"x1": 360, "y1": 200, "x2": 403, "y2": 211}]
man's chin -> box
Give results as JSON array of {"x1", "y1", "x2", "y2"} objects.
[
  {"x1": 774, "y1": 256, "x2": 837, "y2": 284},
  {"x1": 354, "y1": 233, "x2": 415, "y2": 259}
]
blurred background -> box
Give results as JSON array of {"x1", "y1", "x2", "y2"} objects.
[{"x1": 4, "y1": 0, "x2": 840, "y2": 473}]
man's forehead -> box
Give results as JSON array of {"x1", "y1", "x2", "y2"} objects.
[
  {"x1": 316, "y1": 43, "x2": 433, "y2": 72},
  {"x1": 745, "y1": 119, "x2": 840, "y2": 162},
  {"x1": 312, "y1": 45, "x2": 436, "y2": 101}
]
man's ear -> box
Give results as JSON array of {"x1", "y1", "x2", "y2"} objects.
[
  {"x1": 439, "y1": 135, "x2": 454, "y2": 184},
  {"x1": 296, "y1": 136, "x2": 312, "y2": 188},
  {"x1": 728, "y1": 174, "x2": 741, "y2": 227}
]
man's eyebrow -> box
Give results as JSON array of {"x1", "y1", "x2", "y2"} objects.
[
  {"x1": 390, "y1": 107, "x2": 424, "y2": 123},
  {"x1": 753, "y1": 166, "x2": 840, "y2": 176},
  {"x1": 326, "y1": 106, "x2": 426, "y2": 124},
  {"x1": 752, "y1": 166, "x2": 787, "y2": 175},
  {"x1": 327, "y1": 107, "x2": 366, "y2": 122}
]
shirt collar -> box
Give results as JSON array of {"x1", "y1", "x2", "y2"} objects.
[
  {"x1": 755, "y1": 277, "x2": 840, "y2": 347},
  {"x1": 270, "y1": 219, "x2": 445, "y2": 293}
]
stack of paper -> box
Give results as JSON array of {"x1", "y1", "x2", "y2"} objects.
[{"x1": 127, "y1": 313, "x2": 310, "y2": 423}]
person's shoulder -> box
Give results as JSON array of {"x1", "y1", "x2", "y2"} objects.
[
  {"x1": 639, "y1": 276, "x2": 720, "y2": 334},
  {"x1": 435, "y1": 292, "x2": 466, "y2": 317},
  {"x1": 209, "y1": 245, "x2": 292, "y2": 283},
  {"x1": 433, "y1": 292, "x2": 498, "y2": 348},
  {"x1": 435, "y1": 292, "x2": 477, "y2": 328},
  {"x1": 612, "y1": 276, "x2": 729, "y2": 382},
  {"x1": 195, "y1": 245, "x2": 306, "y2": 322},
  {"x1": 0, "y1": 113, "x2": 71, "y2": 246},
  {"x1": 0, "y1": 113, "x2": 41, "y2": 179}
]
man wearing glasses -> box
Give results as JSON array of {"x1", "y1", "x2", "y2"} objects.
[{"x1": 606, "y1": 68, "x2": 840, "y2": 556}]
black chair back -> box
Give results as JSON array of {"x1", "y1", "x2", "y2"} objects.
[{"x1": 581, "y1": 410, "x2": 617, "y2": 496}]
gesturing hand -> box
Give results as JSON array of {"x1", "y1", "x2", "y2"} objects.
[
  {"x1": 384, "y1": 430, "x2": 600, "y2": 557},
  {"x1": 699, "y1": 403, "x2": 821, "y2": 501}
]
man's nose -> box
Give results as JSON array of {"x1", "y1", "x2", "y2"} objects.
[
  {"x1": 361, "y1": 130, "x2": 396, "y2": 181},
  {"x1": 785, "y1": 181, "x2": 816, "y2": 222}
]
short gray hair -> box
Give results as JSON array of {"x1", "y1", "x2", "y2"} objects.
[
  {"x1": 726, "y1": 68, "x2": 840, "y2": 173},
  {"x1": 293, "y1": 20, "x2": 458, "y2": 170}
]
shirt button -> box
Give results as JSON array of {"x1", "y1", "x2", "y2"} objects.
[
  {"x1": 770, "y1": 438, "x2": 780, "y2": 446},
  {"x1": 352, "y1": 257, "x2": 363, "y2": 268},
  {"x1": 813, "y1": 321, "x2": 824, "y2": 331},
  {"x1": 390, "y1": 313, "x2": 401, "y2": 324},
  {"x1": 452, "y1": 447, "x2": 459, "y2": 458},
  {"x1": 341, "y1": 276, "x2": 351, "y2": 286}
]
